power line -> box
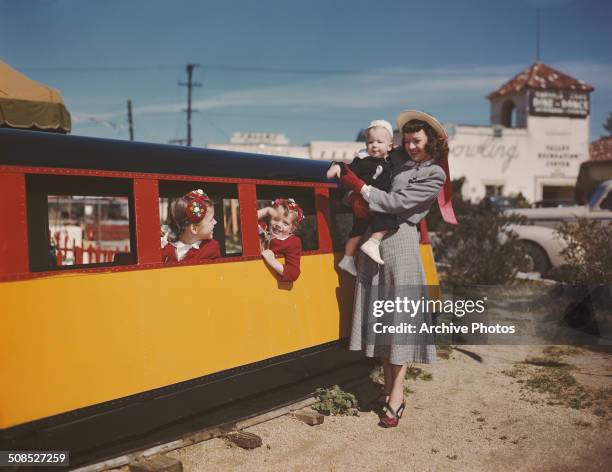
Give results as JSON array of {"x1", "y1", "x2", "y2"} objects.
[
  {"x1": 17, "y1": 63, "x2": 514, "y2": 77},
  {"x1": 196, "y1": 110, "x2": 366, "y2": 123}
]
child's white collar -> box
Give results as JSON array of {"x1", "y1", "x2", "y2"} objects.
[
  {"x1": 172, "y1": 240, "x2": 202, "y2": 261},
  {"x1": 271, "y1": 234, "x2": 292, "y2": 241}
]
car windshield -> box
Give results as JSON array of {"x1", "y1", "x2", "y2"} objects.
[{"x1": 587, "y1": 184, "x2": 607, "y2": 209}]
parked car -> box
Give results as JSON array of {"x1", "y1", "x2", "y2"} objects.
[
  {"x1": 505, "y1": 180, "x2": 612, "y2": 274},
  {"x1": 532, "y1": 198, "x2": 576, "y2": 208},
  {"x1": 505, "y1": 224, "x2": 565, "y2": 274},
  {"x1": 509, "y1": 180, "x2": 612, "y2": 229},
  {"x1": 479, "y1": 195, "x2": 517, "y2": 212}
]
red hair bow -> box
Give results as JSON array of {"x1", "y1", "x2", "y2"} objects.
[
  {"x1": 271, "y1": 198, "x2": 304, "y2": 224},
  {"x1": 184, "y1": 189, "x2": 211, "y2": 223}
]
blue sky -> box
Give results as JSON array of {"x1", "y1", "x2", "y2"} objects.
[{"x1": 2, "y1": 0, "x2": 611, "y2": 146}]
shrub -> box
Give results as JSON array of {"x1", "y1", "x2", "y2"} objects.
[
  {"x1": 435, "y1": 208, "x2": 526, "y2": 285},
  {"x1": 549, "y1": 218, "x2": 612, "y2": 284},
  {"x1": 313, "y1": 385, "x2": 358, "y2": 416}
]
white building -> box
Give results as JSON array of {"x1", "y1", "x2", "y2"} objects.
[
  {"x1": 208, "y1": 132, "x2": 364, "y2": 163},
  {"x1": 208, "y1": 63, "x2": 594, "y2": 204},
  {"x1": 449, "y1": 62, "x2": 593, "y2": 203}
]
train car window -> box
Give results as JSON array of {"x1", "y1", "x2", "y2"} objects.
[
  {"x1": 158, "y1": 181, "x2": 242, "y2": 256},
  {"x1": 329, "y1": 188, "x2": 353, "y2": 251},
  {"x1": 26, "y1": 175, "x2": 135, "y2": 272},
  {"x1": 256, "y1": 186, "x2": 318, "y2": 251}
]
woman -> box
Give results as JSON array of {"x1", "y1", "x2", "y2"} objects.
[{"x1": 339, "y1": 110, "x2": 456, "y2": 428}]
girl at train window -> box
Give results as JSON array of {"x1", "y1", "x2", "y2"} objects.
[
  {"x1": 257, "y1": 198, "x2": 303, "y2": 282},
  {"x1": 161, "y1": 189, "x2": 221, "y2": 262}
]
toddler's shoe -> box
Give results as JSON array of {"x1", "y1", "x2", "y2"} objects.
[
  {"x1": 360, "y1": 238, "x2": 384, "y2": 265},
  {"x1": 338, "y1": 255, "x2": 357, "y2": 276}
]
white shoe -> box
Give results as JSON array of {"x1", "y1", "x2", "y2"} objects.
[
  {"x1": 360, "y1": 239, "x2": 384, "y2": 265},
  {"x1": 338, "y1": 255, "x2": 357, "y2": 276}
]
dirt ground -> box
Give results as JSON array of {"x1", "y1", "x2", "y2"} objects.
[{"x1": 112, "y1": 345, "x2": 612, "y2": 472}]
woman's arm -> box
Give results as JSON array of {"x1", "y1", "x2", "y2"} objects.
[{"x1": 365, "y1": 166, "x2": 446, "y2": 215}]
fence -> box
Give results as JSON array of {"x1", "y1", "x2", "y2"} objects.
[{"x1": 51, "y1": 232, "x2": 129, "y2": 266}]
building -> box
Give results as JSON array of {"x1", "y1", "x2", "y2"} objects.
[
  {"x1": 208, "y1": 132, "x2": 364, "y2": 163},
  {"x1": 449, "y1": 62, "x2": 593, "y2": 203},
  {"x1": 208, "y1": 63, "x2": 595, "y2": 204}
]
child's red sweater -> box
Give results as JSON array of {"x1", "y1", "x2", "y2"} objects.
[
  {"x1": 161, "y1": 239, "x2": 221, "y2": 263},
  {"x1": 268, "y1": 235, "x2": 302, "y2": 282}
]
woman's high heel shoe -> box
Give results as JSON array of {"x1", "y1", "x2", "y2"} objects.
[{"x1": 378, "y1": 401, "x2": 405, "y2": 428}]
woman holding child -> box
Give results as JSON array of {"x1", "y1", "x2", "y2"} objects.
[{"x1": 334, "y1": 110, "x2": 456, "y2": 428}]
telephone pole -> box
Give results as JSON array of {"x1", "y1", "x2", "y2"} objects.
[
  {"x1": 127, "y1": 99, "x2": 134, "y2": 141},
  {"x1": 178, "y1": 63, "x2": 202, "y2": 146}
]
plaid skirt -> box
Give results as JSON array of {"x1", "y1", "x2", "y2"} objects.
[{"x1": 349, "y1": 222, "x2": 436, "y2": 365}]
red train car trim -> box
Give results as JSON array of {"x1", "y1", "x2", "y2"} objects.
[
  {"x1": 238, "y1": 183, "x2": 260, "y2": 257},
  {"x1": 315, "y1": 187, "x2": 332, "y2": 251},
  {"x1": 0, "y1": 173, "x2": 29, "y2": 275},
  {"x1": 0, "y1": 165, "x2": 335, "y2": 189},
  {"x1": 133, "y1": 179, "x2": 162, "y2": 264}
]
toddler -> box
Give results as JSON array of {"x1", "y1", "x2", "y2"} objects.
[
  {"x1": 161, "y1": 189, "x2": 220, "y2": 262},
  {"x1": 257, "y1": 198, "x2": 303, "y2": 283},
  {"x1": 327, "y1": 120, "x2": 398, "y2": 274}
]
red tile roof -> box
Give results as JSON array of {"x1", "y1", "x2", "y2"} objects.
[
  {"x1": 487, "y1": 62, "x2": 594, "y2": 100},
  {"x1": 590, "y1": 136, "x2": 612, "y2": 161}
]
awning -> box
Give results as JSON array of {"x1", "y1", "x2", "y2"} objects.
[{"x1": 0, "y1": 59, "x2": 71, "y2": 133}]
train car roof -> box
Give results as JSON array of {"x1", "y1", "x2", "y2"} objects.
[{"x1": 0, "y1": 128, "x2": 332, "y2": 183}]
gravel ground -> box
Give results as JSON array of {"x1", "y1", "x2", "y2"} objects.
[{"x1": 110, "y1": 345, "x2": 612, "y2": 472}]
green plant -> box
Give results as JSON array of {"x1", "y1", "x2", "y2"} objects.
[
  {"x1": 405, "y1": 365, "x2": 433, "y2": 381},
  {"x1": 435, "y1": 207, "x2": 526, "y2": 285},
  {"x1": 313, "y1": 385, "x2": 358, "y2": 416},
  {"x1": 550, "y1": 219, "x2": 612, "y2": 284}
]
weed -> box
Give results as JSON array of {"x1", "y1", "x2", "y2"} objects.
[
  {"x1": 406, "y1": 365, "x2": 433, "y2": 381},
  {"x1": 573, "y1": 420, "x2": 592, "y2": 427},
  {"x1": 542, "y1": 346, "x2": 581, "y2": 358},
  {"x1": 504, "y1": 347, "x2": 612, "y2": 420},
  {"x1": 313, "y1": 385, "x2": 359, "y2": 416},
  {"x1": 369, "y1": 366, "x2": 384, "y2": 386},
  {"x1": 523, "y1": 356, "x2": 571, "y2": 368}
]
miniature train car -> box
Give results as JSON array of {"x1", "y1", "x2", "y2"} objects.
[{"x1": 0, "y1": 129, "x2": 439, "y2": 467}]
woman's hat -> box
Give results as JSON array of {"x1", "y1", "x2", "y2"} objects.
[
  {"x1": 396, "y1": 110, "x2": 447, "y2": 139},
  {"x1": 365, "y1": 119, "x2": 394, "y2": 140}
]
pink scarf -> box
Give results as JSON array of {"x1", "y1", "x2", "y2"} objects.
[{"x1": 438, "y1": 158, "x2": 457, "y2": 225}]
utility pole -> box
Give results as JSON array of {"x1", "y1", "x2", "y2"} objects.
[
  {"x1": 178, "y1": 63, "x2": 202, "y2": 146},
  {"x1": 127, "y1": 99, "x2": 134, "y2": 141}
]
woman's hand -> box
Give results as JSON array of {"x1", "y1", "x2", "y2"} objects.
[
  {"x1": 348, "y1": 192, "x2": 370, "y2": 219},
  {"x1": 339, "y1": 164, "x2": 366, "y2": 192}
]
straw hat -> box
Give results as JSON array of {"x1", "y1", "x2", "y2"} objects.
[{"x1": 396, "y1": 110, "x2": 447, "y2": 139}]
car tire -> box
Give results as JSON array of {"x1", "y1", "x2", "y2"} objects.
[{"x1": 516, "y1": 240, "x2": 551, "y2": 274}]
